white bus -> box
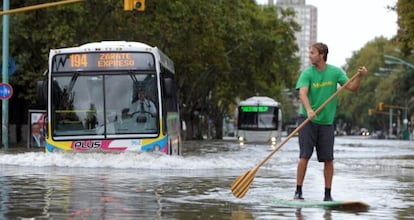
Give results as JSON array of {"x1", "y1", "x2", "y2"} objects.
[
  {"x1": 236, "y1": 96, "x2": 282, "y2": 146},
  {"x1": 37, "y1": 41, "x2": 181, "y2": 155}
]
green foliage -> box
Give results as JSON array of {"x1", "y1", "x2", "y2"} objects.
[{"x1": 396, "y1": 0, "x2": 414, "y2": 56}]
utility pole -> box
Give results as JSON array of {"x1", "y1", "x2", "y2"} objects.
[{"x1": 2, "y1": 0, "x2": 10, "y2": 149}]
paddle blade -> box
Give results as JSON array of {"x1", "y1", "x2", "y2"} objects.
[{"x1": 231, "y1": 168, "x2": 258, "y2": 199}]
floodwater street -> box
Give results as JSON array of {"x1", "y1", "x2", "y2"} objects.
[{"x1": 0, "y1": 136, "x2": 413, "y2": 219}]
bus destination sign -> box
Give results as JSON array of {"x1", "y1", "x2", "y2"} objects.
[
  {"x1": 241, "y1": 106, "x2": 269, "y2": 112},
  {"x1": 52, "y1": 52, "x2": 155, "y2": 72}
]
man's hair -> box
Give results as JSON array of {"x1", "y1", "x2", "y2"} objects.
[{"x1": 312, "y1": 42, "x2": 328, "y2": 61}]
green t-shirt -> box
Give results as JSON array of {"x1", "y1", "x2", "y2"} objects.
[{"x1": 295, "y1": 64, "x2": 349, "y2": 125}]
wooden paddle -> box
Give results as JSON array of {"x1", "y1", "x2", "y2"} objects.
[{"x1": 231, "y1": 71, "x2": 363, "y2": 199}]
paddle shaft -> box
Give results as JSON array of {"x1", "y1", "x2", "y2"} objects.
[{"x1": 255, "y1": 72, "x2": 362, "y2": 168}]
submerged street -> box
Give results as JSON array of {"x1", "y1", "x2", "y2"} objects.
[{"x1": 0, "y1": 136, "x2": 413, "y2": 219}]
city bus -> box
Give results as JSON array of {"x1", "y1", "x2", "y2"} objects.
[
  {"x1": 37, "y1": 41, "x2": 181, "y2": 155},
  {"x1": 235, "y1": 96, "x2": 282, "y2": 146}
]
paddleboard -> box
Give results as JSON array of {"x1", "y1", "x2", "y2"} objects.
[{"x1": 271, "y1": 198, "x2": 369, "y2": 211}]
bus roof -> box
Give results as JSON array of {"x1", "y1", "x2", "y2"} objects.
[
  {"x1": 239, "y1": 96, "x2": 280, "y2": 107},
  {"x1": 49, "y1": 41, "x2": 175, "y2": 73}
]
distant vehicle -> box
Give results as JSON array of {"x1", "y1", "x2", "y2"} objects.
[
  {"x1": 360, "y1": 128, "x2": 370, "y2": 136},
  {"x1": 235, "y1": 96, "x2": 282, "y2": 146},
  {"x1": 37, "y1": 41, "x2": 181, "y2": 155}
]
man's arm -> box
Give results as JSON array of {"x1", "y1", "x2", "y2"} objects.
[
  {"x1": 345, "y1": 66, "x2": 368, "y2": 92},
  {"x1": 299, "y1": 87, "x2": 316, "y2": 119}
]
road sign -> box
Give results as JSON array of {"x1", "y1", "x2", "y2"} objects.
[{"x1": 0, "y1": 83, "x2": 13, "y2": 100}]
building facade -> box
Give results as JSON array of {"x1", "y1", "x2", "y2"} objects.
[{"x1": 268, "y1": 0, "x2": 317, "y2": 70}]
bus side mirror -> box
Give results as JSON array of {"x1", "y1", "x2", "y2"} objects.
[
  {"x1": 163, "y1": 78, "x2": 174, "y2": 98},
  {"x1": 37, "y1": 80, "x2": 47, "y2": 107}
]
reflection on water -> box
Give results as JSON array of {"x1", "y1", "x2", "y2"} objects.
[
  {"x1": 0, "y1": 137, "x2": 413, "y2": 219},
  {"x1": 232, "y1": 209, "x2": 253, "y2": 220}
]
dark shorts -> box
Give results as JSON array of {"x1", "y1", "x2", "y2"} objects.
[{"x1": 297, "y1": 115, "x2": 335, "y2": 162}]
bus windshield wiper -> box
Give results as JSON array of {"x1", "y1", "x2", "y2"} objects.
[{"x1": 67, "y1": 71, "x2": 79, "y2": 94}]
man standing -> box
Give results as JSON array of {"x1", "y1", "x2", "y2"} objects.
[{"x1": 294, "y1": 42, "x2": 368, "y2": 201}]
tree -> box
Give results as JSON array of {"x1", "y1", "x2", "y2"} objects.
[{"x1": 396, "y1": 0, "x2": 414, "y2": 56}]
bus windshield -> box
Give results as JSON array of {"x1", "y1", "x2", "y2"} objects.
[
  {"x1": 51, "y1": 72, "x2": 159, "y2": 137},
  {"x1": 237, "y1": 106, "x2": 279, "y2": 130},
  {"x1": 40, "y1": 42, "x2": 181, "y2": 154}
]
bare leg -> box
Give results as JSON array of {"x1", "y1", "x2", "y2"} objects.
[
  {"x1": 324, "y1": 160, "x2": 333, "y2": 188},
  {"x1": 294, "y1": 158, "x2": 309, "y2": 200},
  {"x1": 296, "y1": 158, "x2": 309, "y2": 185},
  {"x1": 323, "y1": 160, "x2": 334, "y2": 201}
]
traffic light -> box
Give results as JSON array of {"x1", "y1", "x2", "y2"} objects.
[
  {"x1": 124, "y1": 0, "x2": 133, "y2": 11},
  {"x1": 368, "y1": 108, "x2": 373, "y2": 116},
  {"x1": 133, "y1": 0, "x2": 145, "y2": 11},
  {"x1": 123, "y1": 0, "x2": 145, "y2": 11},
  {"x1": 378, "y1": 102, "x2": 384, "y2": 111}
]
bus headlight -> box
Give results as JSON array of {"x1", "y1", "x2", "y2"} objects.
[
  {"x1": 238, "y1": 136, "x2": 245, "y2": 146},
  {"x1": 270, "y1": 137, "x2": 277, "y2": 145}
]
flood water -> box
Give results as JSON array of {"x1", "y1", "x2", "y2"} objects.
[{"x1": 0, "y1": 136, "x2": 413, "y2": 220}]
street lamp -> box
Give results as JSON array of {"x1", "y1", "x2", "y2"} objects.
[
  {"x1": 382, "y1": 54, "x2": 413, "y2": 140},
  {"x1": 374, "y1": 67, "x2": 395, "y2": 77},
  {"x1": 384, "y1": 55, "x2": 414, "y2": 70},
  {"x1": 374, "y1": 55, "x2": 413, "y2": 139}
]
